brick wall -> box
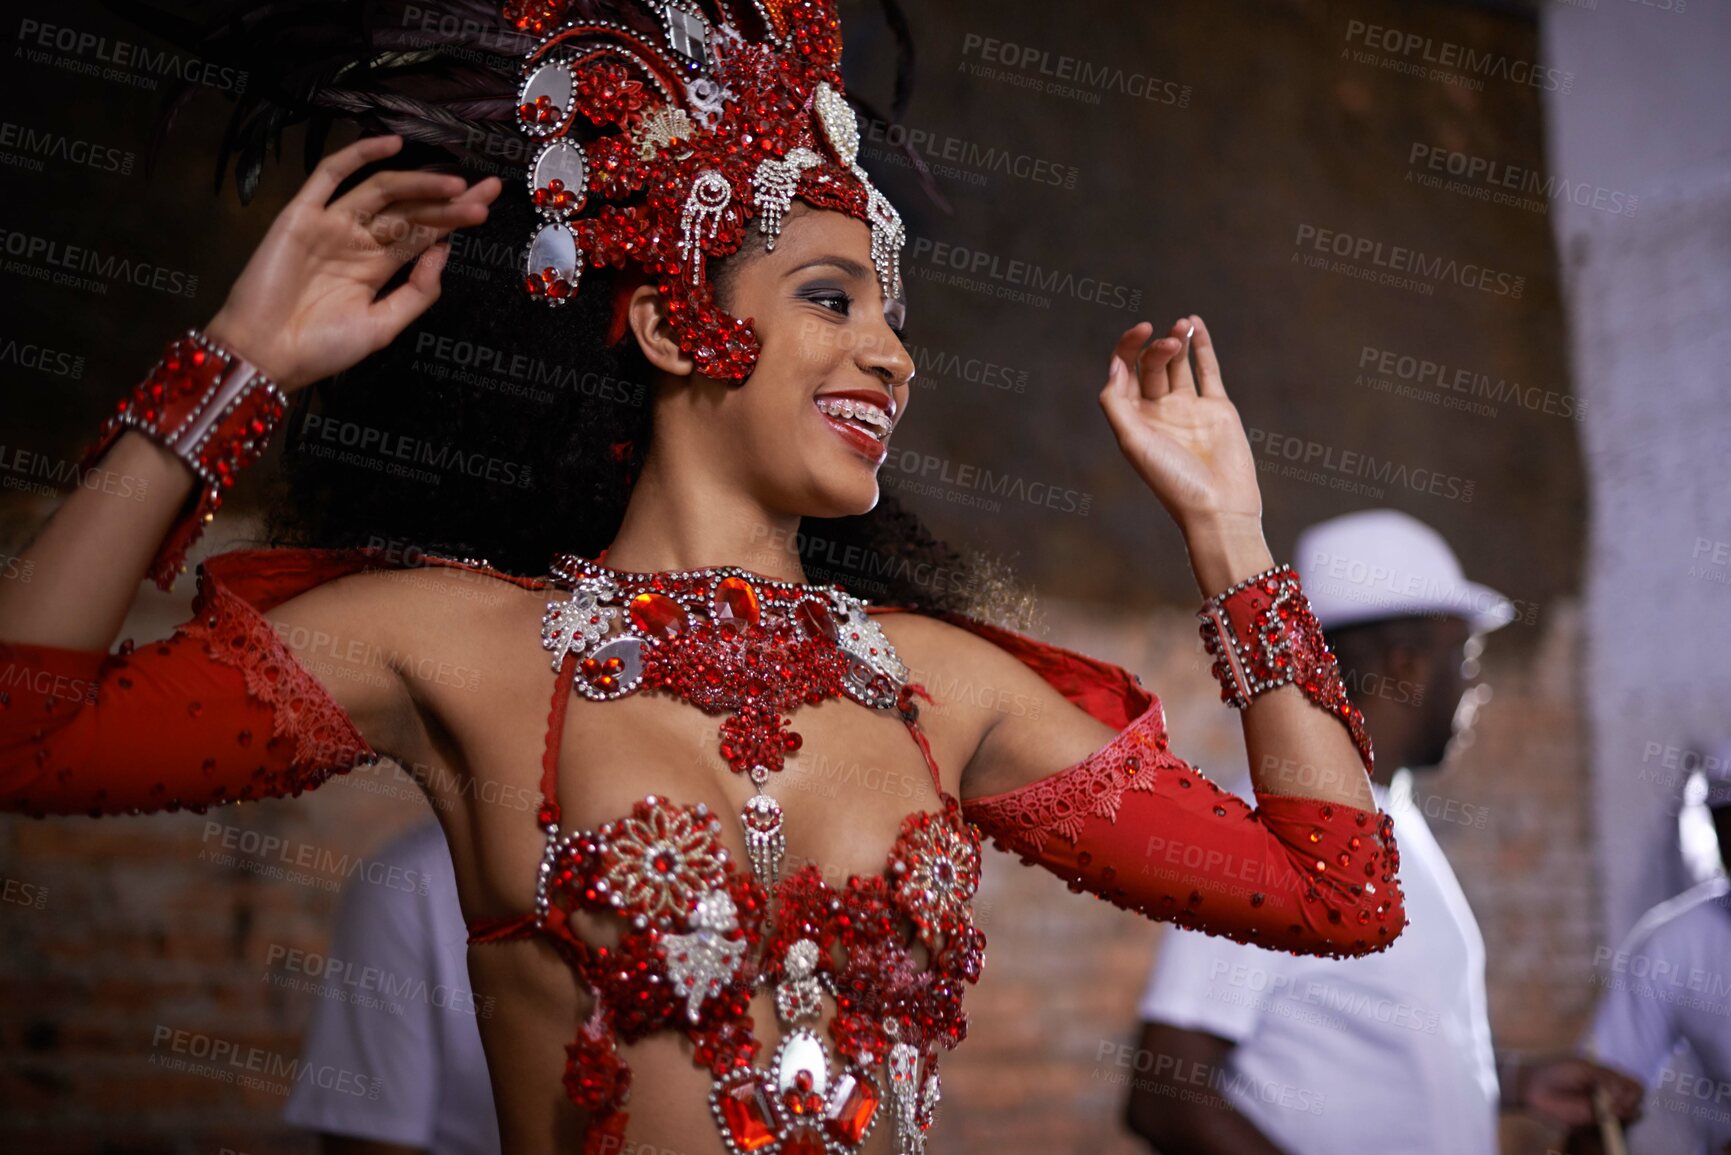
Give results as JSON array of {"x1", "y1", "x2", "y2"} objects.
[{"x1": 1, "y1": 574, "x2": 1597, "y2": 1155}]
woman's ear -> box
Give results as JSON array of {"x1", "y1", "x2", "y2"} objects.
[{"x1": 626, "y1": 283, "x2": 694, "y2": 378}]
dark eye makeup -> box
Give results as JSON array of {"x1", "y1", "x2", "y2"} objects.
[
  {"x1": 793, "y1": 275, "x2": 908, "y2": 336},
  {"x1": 799, "y1": 286, "x2": 853, "y2": 316}
]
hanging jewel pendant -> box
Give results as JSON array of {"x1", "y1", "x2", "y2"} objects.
[
  {"x1": 775, "y1": 938, "x2": 825, "y2": 1026},
  {"x1": 913, "y1": 1066, "x2": 941, "y2": 1153},
  {"x1": 741, "y1": 791, "x2": 786, "y2": 894},
  {"x1": 887, "y1": 1037, "x2": 923, "y2": 1155}
]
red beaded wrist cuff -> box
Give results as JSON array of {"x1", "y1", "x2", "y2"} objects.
[
  {"x1": 81, "y1": 329, "x2": 287, "y2": 590},
  {"x1": 1196, "y1": 564, "x2": 1375, "y2": 774}
]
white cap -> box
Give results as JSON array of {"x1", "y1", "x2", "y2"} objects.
[{"x1": 1293, "y1": 509, "x2": 1515, "y2": 633}]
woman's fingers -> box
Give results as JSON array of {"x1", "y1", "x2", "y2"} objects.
[
  {"x1": 297, "y1": 133, "x2": 404, "y2": 209},
  {"x1": 452, "y1": 174, "x2": 505, "y2": 206},
  {"x1": 369, "y1": 238, "x2": 451, "y2": 341},
  {"x1": 1135, "y1": 326, "x2": 1182, "y2": 400},
  {"x1": 1164, "y1": 317, "x2": 1197, "y2": 395},
  {"x1": 332, "y1": 168, "x2": 470, "y2": 222},
  {"x1": 1103, "y1": 315, "x2": 1218, "y2": 407},
  {"x1": 1105, "y1": 322, "x2": 1152, "y2": 397},
  {"x1": 352, "y1": 177, "x2": 500, "y2": 269},
  {"x1": 1099, "y1": 323, "x2": 1148, "y2": 437},
  {"x1": 1190, "y1": 314, "x2": 1228, "y2": 396},
  {"x1": 362, "y1": 178, "x2": 503, "y2": 334},
  {"x1": 359, "y1": 198, "x2": 488, "y2": 255}
]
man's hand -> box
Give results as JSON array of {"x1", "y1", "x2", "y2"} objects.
[{"x1": 1515, "y1": 1055, "x2": 1643, "y2": 1129}]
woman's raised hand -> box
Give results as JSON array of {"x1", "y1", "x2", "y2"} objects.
[
  {"x1": 1098, "y1": 315, "x2": 1265, "y2": 538},
  {"x1": 205, "y1": 133, "x2": 502, "y2": 392}
]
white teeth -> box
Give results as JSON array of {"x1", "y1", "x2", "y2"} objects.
[{"x1": 815, "y1": 397, "x2": 891, "y2": 439}]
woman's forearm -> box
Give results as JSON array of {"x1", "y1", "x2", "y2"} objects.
[
  {"x1": 0, "y1": 427, "x2": 200, "y2": 651},
  {"x1": 1184, "y1": 516, "x2": 1378, "y2": 812},
  {"x1": 0, "y1": 311, "x2": 285, "y2": 651}
]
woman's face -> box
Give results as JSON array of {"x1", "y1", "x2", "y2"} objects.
[{"x1": 647, "y1": 204, "x2": 915, "y2": 520}]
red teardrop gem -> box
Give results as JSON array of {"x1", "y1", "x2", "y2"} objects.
[
  {"x1": 628, "y1": 592, "x2": 688, "y2": 638},
  {"x1": 715, "y1": 576, "x2": 761, "y2": 627},
  {"x1": 795, "y1": 600, "x2": 836, "y2": 640}
]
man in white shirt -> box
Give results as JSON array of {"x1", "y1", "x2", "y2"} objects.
[
  {"x1": 1122, "y1": 509, "x2": 1641, "y2": 1155},
  {"x1": 1568, "y1": 761, "x2": 1731, "y2": 1155},
  {"x1": 283, "y1": 819, "x2": 500, "y2": 1155}
]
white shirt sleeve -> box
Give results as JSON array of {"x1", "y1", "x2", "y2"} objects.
[
  {"x1": 1137, "y1": 922, "x2": 1292, "y2": 1044},
  {"x1": 1136, "y1": 765, "x2": 1289, "y2": 1044},
  {"x1": 283, "y1": 831, "x2": 444, "y2": 1147},
  {"x1": 1582, "y1": 921, "x2": 1682, "y2": 1083}
]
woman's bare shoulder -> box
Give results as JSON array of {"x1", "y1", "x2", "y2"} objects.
[
  {"x1": 873, "y1": 609, "x2": 1029, "y2": 681},
  {"x1": 288, "y1": 560, "x2": 547, "y2": 661},
  {"x1": 262, "y1": 559, "x2": 549, "y2": 749},
  {"x1": 872, "y1": 609, "x2": 1058, "y2": 721}
]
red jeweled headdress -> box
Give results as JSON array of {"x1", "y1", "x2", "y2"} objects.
[{"x1": 499, "y1": 0, "x2": 906, "y2": 381}]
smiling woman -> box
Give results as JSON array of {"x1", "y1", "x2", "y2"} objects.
[
  {"x1": 0, "y1": 2, "x2": 1408, "y2": 1154},
  {"x1": 265, "y1": 181, "x2": 986, "y2": 616}
]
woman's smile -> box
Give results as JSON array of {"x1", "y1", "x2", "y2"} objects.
[{"x1": 813, "y1": 389, "x2": 895, "y2": 463}]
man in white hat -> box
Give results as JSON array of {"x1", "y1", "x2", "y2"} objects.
[
  {"x1": 1122, "y1": 509, "x2": 1641, "y2": 1155},
  {"x1": 1566, "y1": 746, "x2": 1731, "y2": 1155}
]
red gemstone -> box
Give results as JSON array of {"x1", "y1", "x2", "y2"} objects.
[
  {"x1": 782, "y1": 1126, "x2": 826, "y2": 1155},
  {"x1": 715, "y1": 576, "x2": 761, "y2": 627},
  {"x1": 826, "y1": 1073, "x2": 879, "y2": 1144},
  {"x1": 719, "y1": 1081, "x2": 776, "y2": 1151},
  {"x1": 795, "y1": 600, "x2": 836, "y2": 640},
  {"x1": 628, "y1": 591, "x2": 688, "y2": 638}
]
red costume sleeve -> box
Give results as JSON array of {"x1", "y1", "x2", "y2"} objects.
[
  {"x1": 0, "y1": 549, "x2": 392, "y2": 817},
  {"x1": 918, "y1": 609, "x2": 1408, "y2": 958}
]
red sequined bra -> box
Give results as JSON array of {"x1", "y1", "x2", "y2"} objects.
[
  {"x1": 0, "y1": 546, "x2": 1407, "y2": 1155},
  {"x1": 466, "y1": 553, "x2": 981, "y2": 1155}
]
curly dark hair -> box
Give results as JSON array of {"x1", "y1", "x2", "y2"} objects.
[{"x1": 122, "y1": 0, "x2": 1012, "y2": 614}]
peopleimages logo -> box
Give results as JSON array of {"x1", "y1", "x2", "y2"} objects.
[
  {"x1": 958, "y1": 33, "x2": 1192, "y2": 107},
  {"x1": 1356, "y1": 344, "x2": 1585, "y2": 421},
  {"x1": 1342, "y1": 19, "x2": 1574, "y2": 94},
  {"x1": 0, "y1": 227, "x2": 200, "y2": 298},
  {"x1": 858, "y1": 115, "x2": 1081, "y2": 190},
  {"x1": 294, "y1": 413, "x2": 534, "y2": 489},
  {"x1": 15, "y1": 17, "x2": 249, "y2": 94},
  {"x1": 1407, "y1": 144, "x2": 1639, "y2": 218},
  {"x1": 906, "y1": 236, "x2": 1142, "y2": 312},
  {"x1": 1293, "y1": 224, "x2": 1525, "y2": 299},
  {"x1": 0, "y1": 120, "x2": 136, "y2": 176}
]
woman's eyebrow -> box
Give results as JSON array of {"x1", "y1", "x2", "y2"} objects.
[{"x1": 785, "y1": 256, "x2": 871, "y2": 279}]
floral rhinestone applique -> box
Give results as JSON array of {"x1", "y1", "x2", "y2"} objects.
[{"x1": 600, "y1": 797, "x2": 732, "y2": 925}]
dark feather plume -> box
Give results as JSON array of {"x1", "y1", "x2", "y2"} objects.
[{"x1": 97, "y1": 0, "x2": 941, "y2": 210}]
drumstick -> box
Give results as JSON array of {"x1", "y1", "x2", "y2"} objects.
[{"x1": 1592, "y1": 1081, "x2": 1629, "y2": 1155}]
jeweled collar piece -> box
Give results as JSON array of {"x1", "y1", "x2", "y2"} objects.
[
  {"x1": 541, "y1": 552, "x2": 915, "y2": 893},
  {"x1": 544, "y1": 552, "x2": 912, "y2": 738}
]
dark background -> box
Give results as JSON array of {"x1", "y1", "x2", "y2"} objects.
[
  {"x1": 3, "y1": 0, "x2": 1582, "y2": 623},
  {"x1": 1, "y1": 2, "x2": 1612, "y2": 1154}
]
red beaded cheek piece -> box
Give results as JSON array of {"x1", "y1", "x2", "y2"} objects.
[
  {"x1": 78, "y1": 328, "x2": 287, "y2": 590},
  {"x1": 500, "y1": 0, "x2": 906, "y2": 383},
  {"x1": 1196, "y1": 564, "x2": 1377, "y2": 776}
]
